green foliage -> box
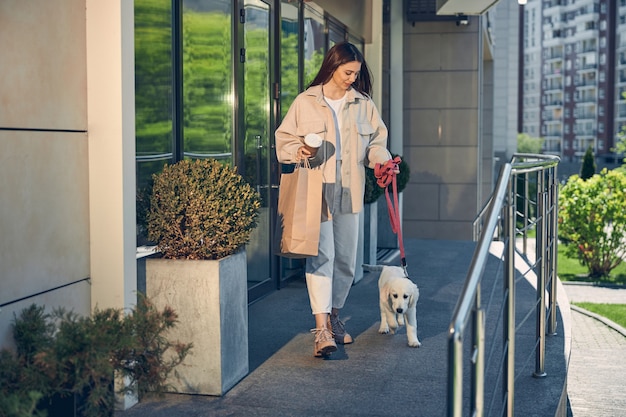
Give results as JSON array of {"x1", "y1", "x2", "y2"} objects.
[
  {"x1": 147, "y1": 159, "x2": 261, "y2": 259},
  {"x1": 364, "y1": 155, "x2": 410, "y2": 204},
  {"x1": 280, "y1": 32, "x2": 300, "y2": 118},
  {"x1": 11, "y1": 305, "x2": 54, "y2": 364},
  {"x1": 517, "y1": 133, "x2": 544, "y2": 154},
  {"x1": 0, "y1": 350, "x2": 45, "y2": 417},
  {"x1": 580, "y1": 146, "x2": 596, "y2": 180},
  {"x1": 558, "y1": 169, "x2": 626, "y2": 278},
  {"x1": 0, "y1": 296, "x2": 191, "y2": 417},
  {"x1": 114, "y1": 294, "x2": 193, "y2": 400},
  {"x1": 557, "y1": 244, "x2": 626, "y2": 284},
  {"x1": 615, "y1": 134, "x2": 626, "y2": 156}
]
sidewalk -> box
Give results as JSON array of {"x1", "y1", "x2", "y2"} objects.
[
  {"x1": 562, "y1": 283, "x2": 626, "y2": 417},
  {"x1": 115, "y1": 239, "x2": 567, "y2": 417}
]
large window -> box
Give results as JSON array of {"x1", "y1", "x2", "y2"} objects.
[
  {"x1": 135, "y1": 0, "x2": 364, "y2": 246},
  {"x1": 135, "y1": 0, "x2": 233, "y2": 244}
]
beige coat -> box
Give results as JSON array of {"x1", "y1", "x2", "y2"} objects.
[{"x1": 275, "y1": 85, "x2": 391, "y2": 214}]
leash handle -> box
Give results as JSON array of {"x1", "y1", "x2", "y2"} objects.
[{"x1": 374, "y1": 157, "x2": 407, "y2": 271}]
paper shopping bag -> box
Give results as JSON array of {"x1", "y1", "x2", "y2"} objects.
[{"x1": 274, "y1": 161, "x2": 323, "y2": 258}]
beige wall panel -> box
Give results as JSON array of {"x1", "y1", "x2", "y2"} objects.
[
  {"x1": 440, "y1": 33, "x2": 479, "y2": 71},
  {"x1": 442, "y1": 109, "x2": 479, "y2": 147},
  {"x1": 405, "y1": 71, "x2": 478, "y2": 109},
  {"x1": 404, "y1": 34, "x2": 442, "y2": 71},
  {"x1": 439, "y1": 183, "x2": 478, "y2": 221},
  {"x1": 407, "y1": 109, "x2": 479, "y2": 147},
  {"x1": 0, "y1": 283, "x2": 90, "y2": 350},
  {"x1": 0, "y1": 131, "x2": 90, "y2": 304},
  {"x1": 403, "y1": 183, "x2": 439, "y2": 220},
  {"x1": 405, "y1": 220, "x2": 473, "y2": 240},
  {"x1": 405, "y1": 109, "x2": 440, "y2": 145},
  {"x1": 408, "y1": 146, "x2": 478, "y2": 184},
  {"x1": 0, "y1": 0, "x2": 87, "y2": 130}
]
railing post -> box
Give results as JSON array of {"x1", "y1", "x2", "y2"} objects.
[
  {"x1": 503, "y1": 179, "x2": 516, "y2": 417},
  {"x1": 471, "y1": 286, "x2": 485, "y2": 417},
  {"x1": 534, "y1": 171, "x2": 547, "y2": 378},
  {"x1": 523, "y1": 172, "x2": 529, "y2": 255},
  {"x1": 448, "y1": 332, "x2": 464, "y2": 417},
  {"x1": 548, "y1": 166, "x2": 559, "y2": 335}
]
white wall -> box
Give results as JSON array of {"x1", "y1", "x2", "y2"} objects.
[{"x1": 86, "y1": 0, "x2": 137, "y2": 311}]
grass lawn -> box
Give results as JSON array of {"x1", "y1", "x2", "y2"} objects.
[
  {"x1": 557, "y1": 243, "x2": 626, "y2": 285},
  {"x1": 558, "y1": 242, "x2": 626, "y2": 328},
  {"x1": 572, "y1": 302, "x2": 626, "y2": 329}
]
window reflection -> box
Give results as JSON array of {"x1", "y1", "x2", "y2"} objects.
[
  {"x1": 135, "y1": 0, "x2": 174, "y2": 191},
  {"x1": 135, "y1": 0, "x2": 174, "y2": 245},
  {"x1": 182, "y1": 0, "x2": 233, "y2": 160},
  {"x1": 303, "y1": 3, "x2": 325, "y2": 87},
  {"x1": 280, "y1": 0, "x2": 299, "y2": 118},
  {"x1": 327, "y1": 17, "x2": 345, "y2": 48}
]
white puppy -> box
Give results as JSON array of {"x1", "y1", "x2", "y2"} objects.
[{"x1": 365, "y1": 265, "x2": 421, "y2": 348}]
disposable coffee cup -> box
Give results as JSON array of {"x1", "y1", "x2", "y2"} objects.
[{"x1": 304, "y1": 133, "x2": 323, "y2": 157}]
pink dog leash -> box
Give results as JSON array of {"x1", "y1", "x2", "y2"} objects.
[{"x1": 374, "y1": 156, "x2": 408, "y2": 277}]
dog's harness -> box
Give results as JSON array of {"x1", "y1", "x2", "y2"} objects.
[{"x1": 374, "y1": 156, "x2": 408, "y2": 277}]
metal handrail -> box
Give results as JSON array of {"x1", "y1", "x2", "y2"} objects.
[{"x1": 447, "y1": 153, "x2": 560, "y2": 417}]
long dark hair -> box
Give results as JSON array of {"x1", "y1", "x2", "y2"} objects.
[{"x1": 308, "y1": 42, "x2": 373, "y2": 97}]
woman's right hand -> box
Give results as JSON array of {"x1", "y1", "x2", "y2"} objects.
[{"x1": 297, "y1": 146, "x2": 313, "y2": 161}]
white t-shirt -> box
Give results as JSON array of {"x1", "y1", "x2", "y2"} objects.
[{"x1": 325, "y1": 93, "x2": 347, "y2": 160}]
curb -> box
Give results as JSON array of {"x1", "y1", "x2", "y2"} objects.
[
  {"x1": 570, "y1": 304, "x2": 626, "y2": 338},
  {"x1": 562, "y1": 281, "x2": 626, "y2": 290}
]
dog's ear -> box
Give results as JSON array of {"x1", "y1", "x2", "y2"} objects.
[
  {"x1": 380, "y1": 284, "x2": 389, "y2": 302},
  {"x1": 408, "y1": 284, "x2": 419, "y2": 308}
]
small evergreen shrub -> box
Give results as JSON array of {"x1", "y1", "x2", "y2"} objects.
[
  {"x1": 0, "y1": 295, "x2": 192, "y2": 417},
  {"x1": 580, "y1": 146, "x2": 596, "y2": 180},
  {"x1": 147, "y1": 159, "x2": 261, "y2": 260},
  {"x1": 364, "y1": 154, "x2": 410, "y2": 204}
]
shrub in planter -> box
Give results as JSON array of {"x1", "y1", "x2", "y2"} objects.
[
  {"x1": 364, "y1": 154, "x2": 410, "y2": 204},
  {"x1": 147, "y1": 159, "x2": 261, "y2": 260},
  {"x1": 0, "y1": 296, "x2": 191, "y2": 417},
  {"x1": 114, "y1": 294, "x2": 193, "y2": 399}
]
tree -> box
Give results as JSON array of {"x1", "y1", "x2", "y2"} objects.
[
  {"x1": 559, "y1": 169, "x2": 626, "y2": 279},
  {"x1": 580, "y1": 146, "x2": 596, "y2": 180},
  {"x1": 613, "y1": 123, "x2": 626, "y2": 169},
  {"x1": 517, "y1": 133, "x2": 544, "y2": 154}
]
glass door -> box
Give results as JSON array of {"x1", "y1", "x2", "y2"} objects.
[{"x1": 241, "y1": 0, "x2": 276, "y2": 301}]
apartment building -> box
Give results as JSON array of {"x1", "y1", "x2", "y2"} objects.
[{"x1": 522, "y1": 0, "x2": 624, "y2": 164}]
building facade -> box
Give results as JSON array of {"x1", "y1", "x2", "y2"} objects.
[{"x1": 0, "y1": 0, "x2": 502, "y2": 365}]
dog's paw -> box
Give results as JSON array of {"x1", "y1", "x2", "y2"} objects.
[
  {"x1": 408, "y1": 339, "x2": 422, "y2": 348},
  {"x1": 378, "y1": 325, "x2": 390, "y2": 334}
]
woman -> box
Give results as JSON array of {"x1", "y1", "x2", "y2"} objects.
[{"x1": 275, "y1": 42, "x2": 397, "y2": 357}]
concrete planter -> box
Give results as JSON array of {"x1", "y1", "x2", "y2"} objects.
[{"x1": 146, "y1": 250, "x2": 248, "y2": 396}]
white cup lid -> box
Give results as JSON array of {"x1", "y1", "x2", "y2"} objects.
[{"x1": 304, "y1": 133, "x2": 323, "y2": 148}]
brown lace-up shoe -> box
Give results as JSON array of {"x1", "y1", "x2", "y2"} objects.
[
  {"x1": 329, "y1": 313, "x2": 353, "y2": 345},
  {"x1": 311, "y1": 327, "x2": 337, "y2": 357}
]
